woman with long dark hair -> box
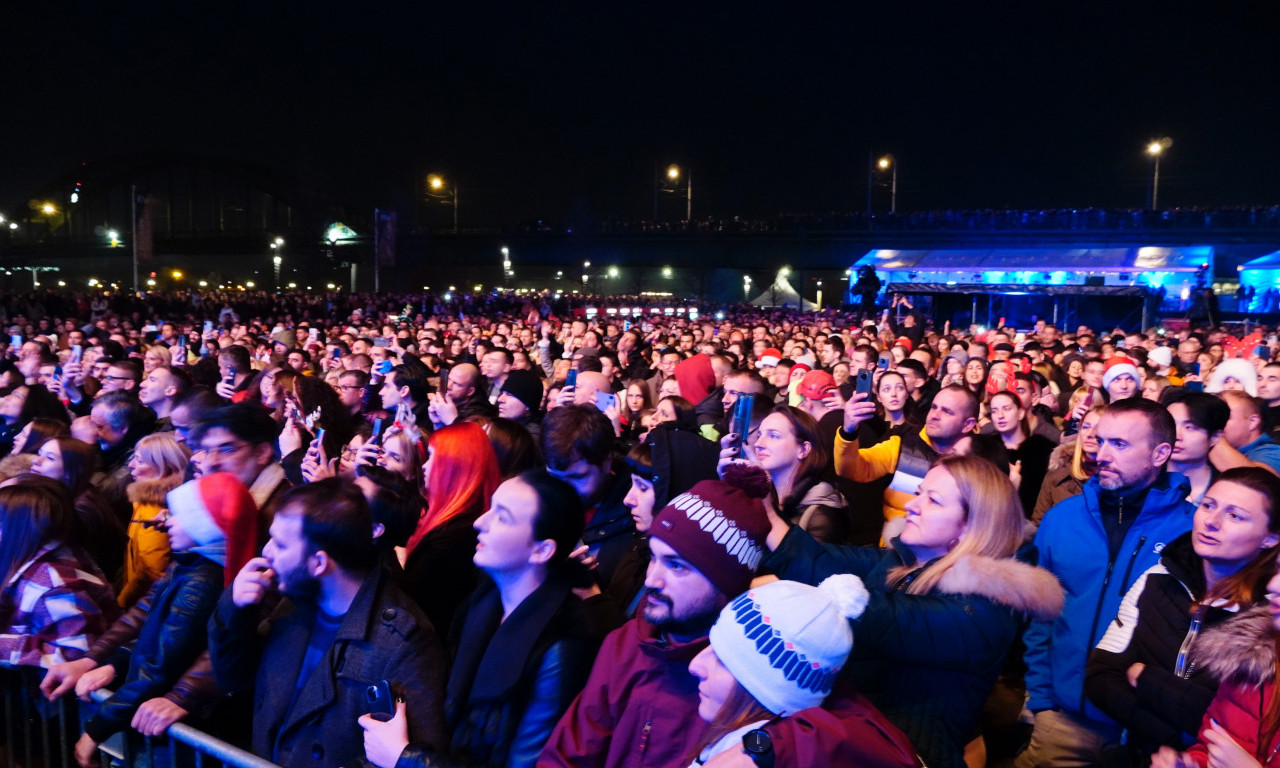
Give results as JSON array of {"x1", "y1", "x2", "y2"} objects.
[
  {"x1": 0, "y1": 476, "x2": 118, "y2": 667},
  {"x1": 1087, "y1": 467, "x2": 1280, "y2": 763},
  {"x1": 32, "y1": 437, "x2": 127, "y2": 584},
  {"x1": 752, "y1": 405, "x2": 849, "y2": 543}
]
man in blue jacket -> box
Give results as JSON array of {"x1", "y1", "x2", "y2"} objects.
[{"x1": 1017, "y1": 398, "x2": 1195, "y2": 768}]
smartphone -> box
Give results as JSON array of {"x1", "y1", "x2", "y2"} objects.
[
  {"x1": 856, "y1": 369, "x2": 874, "y2": 397},
  {"x1": 594, "y1": 391, "x2": 617, "y2": 413},
  {"x1": 729, "y1": 394, "x2": 754, "y2": 457},
  {"x1": 1081, "y1": 389, "x2": 1094, "y2": 410},
  {"x1": 369, "y1": 417, "x2": 385, "y2": 446},
  {"x1": 374, "y1": 338, "x2": 391, "y2": 348},
  {"x1": 54, "y1": 365, "x2": 62, "y2": 379},
  {"x1": 876, "y1": 353, "x2": 892, "y2": 372},
  {"x1": 69, "y1": 345, "x2": 83, "y2": 364},
  {"x1": 203, "y1": 320, "x2": 213, "y2": 334},
  {"x1": 564, "y1": 369, "x2": 578, "y2": 390},
  {"x1": 1255, "y1": 345, "x2": 1270, "y2": 359},
  {"x1": 365, "y1": 680, "x2": 402, "y2": 721},
  {"x1": 313, "y1": 427, "x2": 326, "y2": 451},
  {"x1": 177, "y1": 335, "x2": 186, "y2": 348},
  {"x1": 331, "y1": 348, "x2": 342, "y2": 360},
  {"x1": 9, "y1": 334, "x2": 20, "y2": 349},
  {"x1": 1186, "y1": 363, "x2": 1204, "y2": 392}
]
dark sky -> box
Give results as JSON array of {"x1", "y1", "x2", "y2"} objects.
[{"x1": 2, "y1": 2, "x2": 1277, "y2": 226}]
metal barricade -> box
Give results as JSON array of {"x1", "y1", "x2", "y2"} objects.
[{"x1": 0, "y1": 663, "x2": 279, "y2": 768}]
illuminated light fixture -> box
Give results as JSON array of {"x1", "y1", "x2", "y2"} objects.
[
  {"x1": 41, "y1": 203, "x2": 56, "y2": 215},
  {"x1": 198, "y1": 280, "x2": 208, "y2": 287},
  {"x1": 326, "y1": 222, "x2": 358, "y2": 244}
]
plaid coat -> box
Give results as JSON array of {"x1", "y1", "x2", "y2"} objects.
[{"x1": 0, "y1": 541, "x2": 118, "y2": 668}]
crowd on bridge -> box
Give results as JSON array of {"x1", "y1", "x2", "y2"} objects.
[{"x1": 5, "y1": 284, "x2": 1280, "y2": 768}]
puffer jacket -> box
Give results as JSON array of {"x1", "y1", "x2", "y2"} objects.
[
  {"x1": 1183, "y1": 607, "x2": 1280, "y2": 767},
  {"x1": 1025, "y1": 472, "x2": 1194, "y2": 725},
  {"x1": 83, "y1": 552, "x2": 224, "y2": 742},
  {"x1": 1085, "y1": 532, "x2": 1256, "y2": 750},
  {"x1": 119, "y1": 475, "x2": 183, "y2": 608},
  {"x1": 763, "y1": 529, "x2": 1065, "y2": 768}
]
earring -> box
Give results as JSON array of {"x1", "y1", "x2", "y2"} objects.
[{"x1": 947, "y1": 538, "x2": 960, "y2": 551}]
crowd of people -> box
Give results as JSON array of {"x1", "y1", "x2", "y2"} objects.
[{"x1": 4, "y1": 285, "x2": 1280, "y2": 768}]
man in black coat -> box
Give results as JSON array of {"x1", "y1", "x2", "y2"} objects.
[{"x1": 209, "y1": 480, "x2": 448, "y2": 768}]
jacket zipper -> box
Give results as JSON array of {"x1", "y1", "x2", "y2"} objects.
[
  {"x1": 1174, "y1": 604, "x2": 1204, "y2": 678},
  {"x1": 640, "y1": 720, "x2": 652, "y2": 755},
  {"x1": 1118, "y1": 537, "x2": 1147, "y2": 597},
  {"x1": 1079, "y1": 535, "x2": 1147, "y2": 712}
]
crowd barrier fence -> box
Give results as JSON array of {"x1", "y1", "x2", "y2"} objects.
[{"x1": 0, "y1": 664, "x2": 278, "y2": 768}]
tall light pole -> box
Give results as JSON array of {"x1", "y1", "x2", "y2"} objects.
[
  {"x1": 501, "y1": 245, "x2": 512, "y2": 288},
  {"x1": 271, "y1": 237, "x2": 284, "y2": 289},
  {"x1": 659, "y1": 164, "x2": 691, "y2": 222},
  {"x1": 427, "y1": 174, "x2": 458, "y2": 233},
  {"x1": 1146, "y1": 138, "x2": 1172, "y2": 210},
  {"x1": 877, "y1": 155, "x2": 898, "y2": 215}
]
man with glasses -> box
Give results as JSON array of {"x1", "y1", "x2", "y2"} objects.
[
  {"x1": 89, "y1": 391, "x2": 157, "y2": 520},
  {"x1": 193, "y1": 403, "x2": 290, "y2": 525},
  {"x1": 334, "y1": 369, "x2": 369, "y2": 418}
]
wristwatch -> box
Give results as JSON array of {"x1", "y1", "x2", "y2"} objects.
[{"x1": 742, "y1": 728, "x2": 774, "y2": 768}]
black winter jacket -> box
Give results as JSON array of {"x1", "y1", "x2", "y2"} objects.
[
  {"x1": 84, "y1": 552, "x2": 224, "y2": 742},
  {"x1": 1085, "y1": 532, "x2": 1260, "y2": 750},
  {"x1": 763, "y1": 530, "x2": 1064, "y2": 768},
  {"x1": 394, "y1": 573, "x2": 607, "y2": 768}
]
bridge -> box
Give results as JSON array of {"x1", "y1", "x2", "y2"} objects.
[{"x1": 2, "y1": 155, "x2": 1279, "y2": 309}]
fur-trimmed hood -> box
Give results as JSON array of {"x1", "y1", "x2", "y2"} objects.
[
  {"x1": 1047, "y1": 438, "x2": 1077, "y2": 472},
  {"x1": 1194, "y1": 606, "x2": 1276, "y2": 688},
  {"x1": 935, "y1": 554, "x2": 1065, "y2": 621},
  {"x1": 127, "y1": 474, "x2": 185, "y2": 507}
]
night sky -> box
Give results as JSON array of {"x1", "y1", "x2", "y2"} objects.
[{"x1": 2, "y1": 2, "x2": 1277, "y2": 227}]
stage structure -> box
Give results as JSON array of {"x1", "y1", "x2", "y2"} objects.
[{"x1": 850, "y1": 246, "x2": 1213, "y2": 330}]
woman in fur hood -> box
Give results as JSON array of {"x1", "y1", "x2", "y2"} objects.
[
  {"x1": 753, "y1": 453, "x2": 1066, "y2": 768},
  {"x1": 119, "y1": 434, "x2": 190, "y2": 608}
]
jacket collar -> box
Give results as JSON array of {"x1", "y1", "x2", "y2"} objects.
[{"x1": 1081, "y1": 470, "x2": 1191, "y2": 520}]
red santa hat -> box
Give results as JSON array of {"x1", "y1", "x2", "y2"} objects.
[
  {"x1": 166, "y1": 473, "x2": 260, "y2": 587},
  {"x1": 1102, "y1": 356, "x2": 1140, "y2": 390}
]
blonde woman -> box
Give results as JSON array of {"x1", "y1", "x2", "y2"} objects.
[
  {"x1": 757, "y1": 454, "x2": 1065, "y2": 768},
  {"x1": 120, "y1": 433, "x2": 190, "y2": 608}
]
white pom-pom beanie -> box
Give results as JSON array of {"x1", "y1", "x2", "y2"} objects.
[{"x1": 707, "y1": 574, "x2": 869, "y2": 716}]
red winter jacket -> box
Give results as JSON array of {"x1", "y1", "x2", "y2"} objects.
[
  {"x1": 537, "y1": 604, "x2": 920, "y2": 768},
  {"x1": 1184, "y1": 607, "x2": 1280, "y2": 767},
  {"x1": 537, "y1": 610, "x2": 707, "y2": 768}
]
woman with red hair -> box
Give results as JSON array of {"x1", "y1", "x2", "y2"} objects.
[{"x1": 400, "y1": 421, "x2": 501, "y2": 640}]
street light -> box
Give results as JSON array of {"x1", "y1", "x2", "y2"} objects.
[
  {"x1": 501, "y1": 245, "x2": 513, "y2": 285},
  {"x1": 426, "y1": 174, "x2": 459, "y2": 233},
  {"x1": 867, "y1": 154, "x2": 899, "y2": 215},
  {"x1": 1146, "y1": 137, "x2": 1173, "y2": 209},
  {"x1": 743, "y1": 274, "x2": 752, "y2": 300},
  {"x1": 271, "y1": 237, "x2": 284, "y2": 289},
  {"x1": 656, "y1": 163, "x2": 692, "y2": 222},
  {"x1": 662, "y1": 266, "x2": 672, "y2": 278}
]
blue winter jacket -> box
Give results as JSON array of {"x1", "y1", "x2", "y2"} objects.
[{"x1": 1024, "y1": 471, "x2": 1194, "y2": 723}]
